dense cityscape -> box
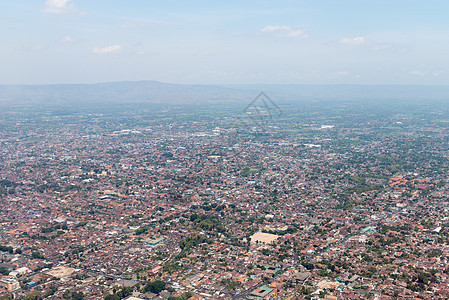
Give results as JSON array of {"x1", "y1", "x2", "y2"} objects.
[{"x1": 1, "y1": 98, "x2": 449, "y2": 299}]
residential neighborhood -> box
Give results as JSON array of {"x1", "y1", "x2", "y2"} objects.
[{"x1": 1, "y1": 99, "x2": 449, "y2": 299}]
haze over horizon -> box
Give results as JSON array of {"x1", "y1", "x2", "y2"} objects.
[{"x1": 1, "y1": 1, "x2": 449, "y2": 86}]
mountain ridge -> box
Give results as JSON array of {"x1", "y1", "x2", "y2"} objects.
[{"x1": 1, "y1": 81, "x2": 449, "y2": 105}]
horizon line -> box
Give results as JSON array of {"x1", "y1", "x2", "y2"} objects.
[{"x1": 1, "y1": 80, "x2": 449, "y2": 87}]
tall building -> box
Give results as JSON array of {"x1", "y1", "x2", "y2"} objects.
[{"x1": 0, "y1": 277, "x2": 20, "y2": 292}]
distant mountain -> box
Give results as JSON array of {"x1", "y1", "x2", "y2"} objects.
[
  {"x1": 0, "y1": 81, "x2": 254, "y2": 105},
  {"x1": 1, "y1": 81, "x2": 449, "y2": 106},
  {"x1": 225, "y1": 84, "x2": 449, "y2": 103}
]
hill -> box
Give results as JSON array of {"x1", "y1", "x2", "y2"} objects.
[{"x1": 1, "y1": 81, "x2": 449, "y2": 106}]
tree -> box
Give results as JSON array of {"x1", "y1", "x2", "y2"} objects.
[
  {"x1": 144, "y1": 280, "x2": 166, "y2": 294},
  {"x1": 104, "y1": 287, "x2": 133, "y2": 300},
  {"x1": 31, "y1": 251, "x2": 44, "y2": 259},
  {"x1": 72, "y1": 292, "x2": 84, "y2": 300},
  {"x1": 171, "y1": 292, "x2": 193, "y2": 300},
  {"x1": 43, "y1": 286, "x2": 58, "y2": 298},
  {"x1": 302, "y1": 262, "x2": 315, "y2": 270},
  {"x1": 24, "y1": 291, "x2": 42, "y2": 300},
  {"x1": 135, "y1": 227, "x2": 148, "y2": 235}
]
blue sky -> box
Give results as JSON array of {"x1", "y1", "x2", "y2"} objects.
[{"x1": 1, "y1": 0, "x2": 448, "y2": 85}]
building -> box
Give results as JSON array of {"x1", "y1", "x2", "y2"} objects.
[
  {"x1": 333, "y1": 217, "x2": 350, "y2": 224},
  {"x1": 144, "y1": 237, "x2": 165, "y2": 246},
  {"x1": 360, "y1": 226, "x2": 375, "y2": 234},
  {"x1": 0, "y1": 277, "x2": 20, "y2": 292},
  {"x1": 293, "y1": 271, "x2": 311, "y2": 283},
  {"x1": 250, "y1": 285, "x2": 273, "y2": 298}
]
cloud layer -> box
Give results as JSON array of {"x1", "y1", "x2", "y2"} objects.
[
  {"x1": 92, "y1": 45, "x2": 122, "y2": 54},
  {"x1": 340, "y1": 37, "x2": 365, "y2": 45},
  {"x1": 43, "y1": 0, "x2": 74, "y2": 14},
  {"x1": 260, "y1": 25, "x2": 308, "y2": 38}
]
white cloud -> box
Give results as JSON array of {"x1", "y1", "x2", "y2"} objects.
[
  {"x1": 328, "y1": 71, "x2": 349, "y2": 78},
  {"x1": 43, "y1": 0, "x2": 74, "y2": 14},
  {"x1": 32, "y1": 44, "x2": 47, "y2": 51},
  {"x1": 92, "y1": 45, "x2": 122, "y2": 54},
  {"x1": 410, "y1": 70, "x2": 423, "y2": 76},
  {"x1": 79, "y1": 11, "x2": 88, "y2": 16},
  {"x1": 340, "y1": 37, "x2": 365, "y2": 45},
  {"x1": 60, "y1": 36, "x2": 73, "y2": 43},
  {"x1": 260, "y1": 25, "x2": 308, "y2": 38}
]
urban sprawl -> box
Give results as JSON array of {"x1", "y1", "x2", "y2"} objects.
[{"x1": 1, "y1": 99, "x2": 449, "y2": 300}]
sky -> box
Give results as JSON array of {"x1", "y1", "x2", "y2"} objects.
[{"x1": 1, "y1": 0, "x2": 449, "y2": 85}]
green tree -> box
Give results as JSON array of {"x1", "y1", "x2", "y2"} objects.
[
  {"x1": 144, "y1": 280, "x2": 166, "y2": 294},
  {"x1": 24, "y1": 291, "x2": 42, "y2": 300},
  {"x1": 31, "y1": 251, "x2": 44, "y2": 259},
  {"x1": 72, "y1": 292, "x2": 84, "y2": 300}
]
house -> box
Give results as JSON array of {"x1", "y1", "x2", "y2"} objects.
[
  {"x1": 250, "y1": 285, "x2": 273, "y2": 298},
  {"x1": 293, "y1": 271, "x2": 311, "y2": 283},
  {"x1": 145, "y1": 237, "x2": 165, "y2": 246}
]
